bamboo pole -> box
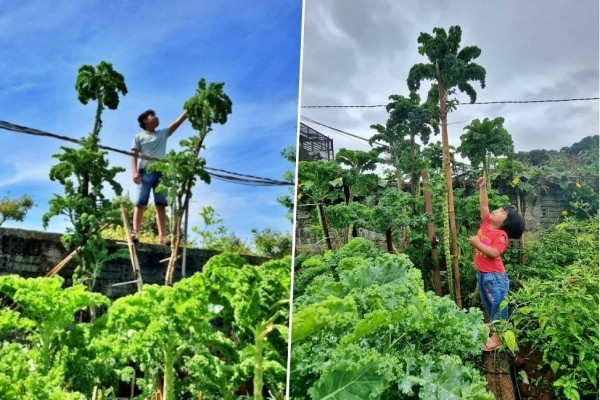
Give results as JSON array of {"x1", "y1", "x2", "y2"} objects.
[{"x1": 436, "y1": 59, "x2": 462, "y2": 309}]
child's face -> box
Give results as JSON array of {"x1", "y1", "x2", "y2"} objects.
[
  {"x1": 490, "y1": 207, "x2": 508, "y2": 226},
  {"x1": 144, "y1": 113, "x2": 160, "y2": 130}
]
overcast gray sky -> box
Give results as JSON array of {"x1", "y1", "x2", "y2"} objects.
[{"x1": 299, "y1": 0, "x2": 599, "y2": 158}]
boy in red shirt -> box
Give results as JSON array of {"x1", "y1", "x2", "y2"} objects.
[{"x1": 469, "y1": 174, "x2": 525, "y2": 351}]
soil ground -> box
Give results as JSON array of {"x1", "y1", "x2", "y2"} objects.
[{"x1": 514, "y1": 343, "x2": 555, "y2": 399}]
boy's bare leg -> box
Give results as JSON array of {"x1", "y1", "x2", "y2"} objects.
[
  {"x1": 132, "y1": 205, "x2": 146, "y2": 240},
  {"x1": 156, "y1": 205, "x2": 168, "y2": 243}
]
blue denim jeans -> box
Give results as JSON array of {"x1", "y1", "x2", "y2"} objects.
[
  {"x1": 135, "y1": 169, "x2": 168, "y2": 206},
  {"x1": 477, "y1": 271, "x2": 509, "y2": 321}
]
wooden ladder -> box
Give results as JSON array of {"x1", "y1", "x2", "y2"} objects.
[{"x1": 116, "y1": 204, "x2": 143, "y2": 292}]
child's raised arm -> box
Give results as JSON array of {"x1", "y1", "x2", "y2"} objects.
[{"x1": 478, "y1": 173, "x2": 489, "y2": 219}]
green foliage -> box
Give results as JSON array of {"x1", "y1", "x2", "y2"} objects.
[
  {"x1": 75, "y1": 61, "x2": 127, "y2": 137},
  {"x1": 0, "y1": 253, "x2": 290, "y2": 399},
  {"x1": 102, "y1": 197, "x2": 165, "y2": 243},
  {"x1": 251, "y1": 228, "x2": 292, "y2": 258},
  {"x1": 368, "y1": 122, "x2": 412, "y2": 186},
  {"x1": 512, "y1": 217, "x2": 598, "y2": 282},
  {"x1": 421, "y1": 141, "x2": 449, "y2": 171},
  {"x1": 44, "y1": 61, "x2": 127, "y2": 290},
  {"x1": 150, "y1": 78, "x2": 232, "y2": 216},
  {"x1": 507, "y1": 216, "x2": 599, "y2": 398},
  {"x1": 185, "y1": 78, "x2": 233, "y2": 131},
  {"x1": 297, "y1": 160, "x2": 344, "y2": 204},
  {"x1": 93, "y1": 278, "x2": 216, "y2": 400},
  {"x1": 453, "y1": 187, "x2": 511, "y2": 234},
  {"x1": 192, "y1": 206, "x2": 251, "y2": 253},
  {"x1": 202, "y1": 253, "x2": 291, "y2": 399},
  {"x1": 149, "y1": 78, "x2": 233, "y2": 283},
  {"x1": 335, "y1": 148, "x2": 382, "y2": 202},
  {"x1": 277, "y1": 145, "x2": 297, "y2": 223},
  {"x1": 0, "y1": 193, "x2": 34, "y2": 227},
  {"x1": 458, "y1": 117, "x2": 514, "y2": 177},
  {"x1": 0, "y1": 275, "x2": 109, "y2": 399},
  {"x1": 290, "y1": 238, "x2": 491, "y2": 399},
  {"x1": 407, "y1": 25, "x2": 486, "y2": 107}
]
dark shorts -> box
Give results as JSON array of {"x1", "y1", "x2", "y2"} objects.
[{"x1": 135, "y1": 169, "x2": 168, "y2": 206}]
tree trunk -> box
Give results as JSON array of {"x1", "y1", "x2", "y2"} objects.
[
  {"x1": 393, "y1": 151, "x2": 402, "y2": 191},
  {"x1": 343, "y1": 184, "x2": 353, "y2": 243},
  {"x1": 436, "y1": 59, "x2": 462, "y2": 309},
  {"x1": 165, "y1": 129, "x2": 207, "y2": 285},
  {"x1": 318, "y1": 203, "x2": 332, "y2": 251},
  {"x1": 410, "y1": 131, "x2": 417, "y2": 214},
  {"x1": 385, "y1": 228, "x2": 394, "y2": 253},
  {"x1": 421, "y1": 170, "x2": 442, "y2": 296}
]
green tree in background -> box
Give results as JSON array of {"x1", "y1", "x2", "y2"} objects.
[
  {"x1": 297, "y1": 160, "x2": 344, "y2": 251},
  {"x1": 191, "y1": 205, "x2": 250, "y2": 253},
  {"x1": 0, "y1": 194, "x2": 34, "y2": 227},
  {"x1": 251, "y1": 228, "x2": 292, "y2": 258},
  {"x1": 277, "y1": 145, "x2": 297, "y2": 223},
  {"x1": 407, "y1": 25, "x2": 486, "y2": 308}
]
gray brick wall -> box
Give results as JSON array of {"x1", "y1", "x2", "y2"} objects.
[{"x1": 0, "y1": 227, "x2": 268, "y2": 300}]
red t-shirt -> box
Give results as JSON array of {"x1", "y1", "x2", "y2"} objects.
[{"x1": 474, "y1": 213, "x2": 509, "y2": 273}]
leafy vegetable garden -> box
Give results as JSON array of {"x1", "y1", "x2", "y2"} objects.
[
  {"x1": 0, "y1": 59, "x2": 293, "y2": 400},
  {"x1": 293, "y1": 25, "x2": 598, "y2": 400},
  {"x1": 0, "y1": 253, "x2": 290, "y2": 399}
]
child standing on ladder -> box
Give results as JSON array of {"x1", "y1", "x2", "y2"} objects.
[
  {"x1": 130, "y1": 108, "x2": 188, "y2": 245},
  {"x1": 468, "y1": 172, "x2": 525, "y2": 351}
]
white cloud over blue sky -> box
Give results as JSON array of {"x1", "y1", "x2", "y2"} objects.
[{"x1": 0, "y1": 0, "x2": 301, "y2": 243}]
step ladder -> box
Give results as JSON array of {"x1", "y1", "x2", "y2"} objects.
[{"x1": 115, "y1": 204, "x2": 143, "y2": 292}]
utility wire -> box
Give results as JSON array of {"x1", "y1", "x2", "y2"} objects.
[
  {"x1": 0, "y1": 120, "x2": 293, "y2": 187},
  {"x1": 301, "y1": 96, "x2": 599, "y2": 108},
  {"x1": 301, "y1": 115, "x2": 466, "y2": 145},
  {"x1": 301, "y1": 116, "x2": 374, "y2": 144}
]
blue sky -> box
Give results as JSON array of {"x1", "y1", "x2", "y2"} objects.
[{"x1": 0, "y1": 1, "x2": 302, "y2": 245}]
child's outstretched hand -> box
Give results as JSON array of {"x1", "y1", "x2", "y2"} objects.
[{"x1": 477, "y1": 172, "x2": 486, "y2": 189}]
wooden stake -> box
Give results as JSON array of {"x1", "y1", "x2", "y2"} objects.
[{"x1": 120, "y1": 205, "x2": 143, "y2": 292}]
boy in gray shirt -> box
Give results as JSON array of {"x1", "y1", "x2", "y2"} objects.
[{"x1": 131, "y1": 109, "x2": 188, "y2": 244}]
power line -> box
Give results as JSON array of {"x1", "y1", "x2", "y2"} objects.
[
  {"x1": 300, "y1": 116, "x2": 466, "y2": 145},
  {"x1": 0, "y1": 120, "x2": 293, "y2": 187},
  {"x1": 301, "y1": 116, "x2": 373, "y2": 144},
  {"x1": 301, "y1": 96, "x2": 599, "y2": 108}
]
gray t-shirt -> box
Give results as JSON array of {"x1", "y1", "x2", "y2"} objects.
[{"x1": 131, "y1": 128, "x2": 170, "y2": 169}]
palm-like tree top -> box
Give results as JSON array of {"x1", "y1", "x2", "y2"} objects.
[{"x1": 407, "y1": 25, "x2": 486, "y2": 105}]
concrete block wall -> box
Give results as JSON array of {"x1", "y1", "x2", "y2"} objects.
[{"x1": 0, "y1": 227, "x2": 268, "y2": 300}]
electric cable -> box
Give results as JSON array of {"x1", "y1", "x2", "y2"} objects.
[
  {"x1": 301, "y1": 96, "x2": 599, "y2": 108},
  {"x1": 300, "y1": 116, "x2": 467, "y2": 145},
  {"x1": 0, "y1": 120, "x2": 293, "y2": 187}
]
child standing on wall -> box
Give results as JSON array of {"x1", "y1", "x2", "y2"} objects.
[{"x1": 468, "y1": 173, "x2": 525, "y2": 351}]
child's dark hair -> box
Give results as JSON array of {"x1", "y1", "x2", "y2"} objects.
[
  {"x1": 137, "y1": 109, "x2": 155, "y2": 129},
  {"x1": 501, "y1": 205, "x2": 525, "y2": 239}
]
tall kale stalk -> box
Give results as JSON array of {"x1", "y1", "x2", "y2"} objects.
[
  {"x1": 43, "y1": 61, "x2": 127, "y2": 293},
  {"x1": 408, "y1": 25, "x2": 486, "y2": 308},
  {"x1": 150, "y1": 78, "x2": 232, "y2": 285}
]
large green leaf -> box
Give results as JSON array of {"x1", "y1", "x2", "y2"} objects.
[
  {"x1": 308, "y1": 351, "x2": 391, "y2": 400},
  {"x1": 292, "y1": 296, "x2": 357, "y2": 343},
  {"x1": 339, "y1": 253, "x2": 413, "y2": 291}
]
